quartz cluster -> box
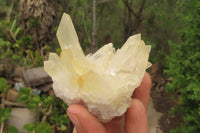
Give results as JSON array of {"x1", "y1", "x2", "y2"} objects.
[{"x1": 44, "y1": 13, "x2": 151, "y2": 122}]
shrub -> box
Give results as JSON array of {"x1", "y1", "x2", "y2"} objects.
[
  {"x1": 0, "y1": 78, "x2": 18, "y2": 133},
  {"x1": 164, "y1": 0, "x2": 200, "y2": 132},
  {"x1": 17, "y1": 87, "x2": 69, "y2": 133}
]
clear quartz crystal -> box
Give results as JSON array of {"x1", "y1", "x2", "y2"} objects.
[{"x1": 44, "y1": 13, "x2": 151, "y2": 122}]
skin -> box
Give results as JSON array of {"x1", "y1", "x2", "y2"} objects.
[{"x1": 67, "y1": 72, "x2": 152, "y2": 133}]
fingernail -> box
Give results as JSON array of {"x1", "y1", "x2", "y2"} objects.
[{"x1": 67, "y1": 110, "x2": 82, "y2": 131}]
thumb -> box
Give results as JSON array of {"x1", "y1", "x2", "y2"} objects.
[{"x1": 67, "y1": 105, "x2": 106, "y2": 133}]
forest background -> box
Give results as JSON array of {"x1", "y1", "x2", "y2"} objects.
[{"x1": 0, "y1": 0, "x2": 199, "y2": 133}]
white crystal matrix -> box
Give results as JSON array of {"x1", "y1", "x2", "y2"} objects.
[{"x1": 44, "y1": 13, "x2": 151, "y2": 122}]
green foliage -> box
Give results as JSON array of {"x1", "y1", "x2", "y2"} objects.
[
  {"x1": 164, "y1": 0, "x2": 200, "y2": 132},
  {"x1": 56, "y1": 48, "x2": 61, "y2": 55},
  {"x1": 0, "y1": 108, "x2": 11, "y2": 123},
  {"x1": 0, "y1": 22, "x2": 39, "y2": 67},
  {"x1": 28, "y1": 17, "x2": 39, "y2": 27},
  {"x1": 0, "y1": 78, "x2": 18, "y2": 132},
  {"x1": 0, "y1": 2, "x2": 45, "y2": 68},
  {"x1": 17, "y1": 87, "x2": 32, "y2": 103},
  {"x1": 67, "y1": 0, "x2": 124, "y2": 50},
  {"x1": 0, "y1": 78, "x2": 11, "y2": 95},
  {"x1": 8, "y1": 125, "x2": 18, "y2": 133},
  {"x1": 17, "y1": 88, "x2": 69, "y2": 132},
  {"x1": 24, "y1": 122, "x2": 52, "y2": 133},
  {"x1": 142, "y1": 0, "x2": 184, "y2": 64},
  {"x1": 49, "y1": 98, "x2": 69, "y2": 125}
]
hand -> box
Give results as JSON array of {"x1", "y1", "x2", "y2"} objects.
[{"x1": 67, "y1": 72, "x2": 152, "y2": 133}]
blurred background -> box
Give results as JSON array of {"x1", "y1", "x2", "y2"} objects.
[{"x1": 0, "y1": 0, "x2": 199, "y2": 133}]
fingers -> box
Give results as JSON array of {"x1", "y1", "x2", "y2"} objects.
[
  {"x1": 68, "y1": 72, "x2": 151, "y2": 133},
  {"x1": 124, "y1": 99, "x2": 149, "y2": 133},
  {"x1": 103, "y1": 115, "x2": 125, "y2": 133},
  {"x1": 67, "y1": 104, "x2": 106, "y2": 133},
  {"x1": 133, "y1": 72, "x2": 152, "y2": 112}
]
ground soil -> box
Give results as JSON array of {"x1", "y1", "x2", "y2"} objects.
[{"x1": 151, "y1": 82, "x2": 183, "y2": 133}]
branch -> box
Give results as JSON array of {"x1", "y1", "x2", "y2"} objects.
[
  {"x1": 41, "y1": 104, "x2": 53, "y2": 123},
  {"x1": 96, "y1": 0, "x2": 112, "y2": 5},
  {"x1": 0, "y1": 100, "x2": 27, "y2": 108},
  {"x1": 138, "y1": 0, "x2": 146, "y2": 17},
  {"x1": 122, "y1": 0, "x2": 137, "y2": 17},
  {"x1": 0, "y1": 123, "x2": 4, "y2": 133}
]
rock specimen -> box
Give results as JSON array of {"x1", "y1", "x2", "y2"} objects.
[{"x1": 44, "y1": 13, "x2": 151, "y2": 122}]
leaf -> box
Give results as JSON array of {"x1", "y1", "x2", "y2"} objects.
[
  {"x1": 24, "y1": 123, "x2": 35, "y2": 132},
  {"x1": 60, "y1": 125, "x2": 67, "y2": 131},
  {"x1": 35, "y1": 122, "x2": 52, "y2": 133},
  {"x1": 0, "y1": 78, "x2": 10, "y2": 95},
  {"x1": 8, "y1": 125, "x2": 18, "y2": 133},
  {"x1": 0, "y1": 108, "x2": 11, "y2": 123}
]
